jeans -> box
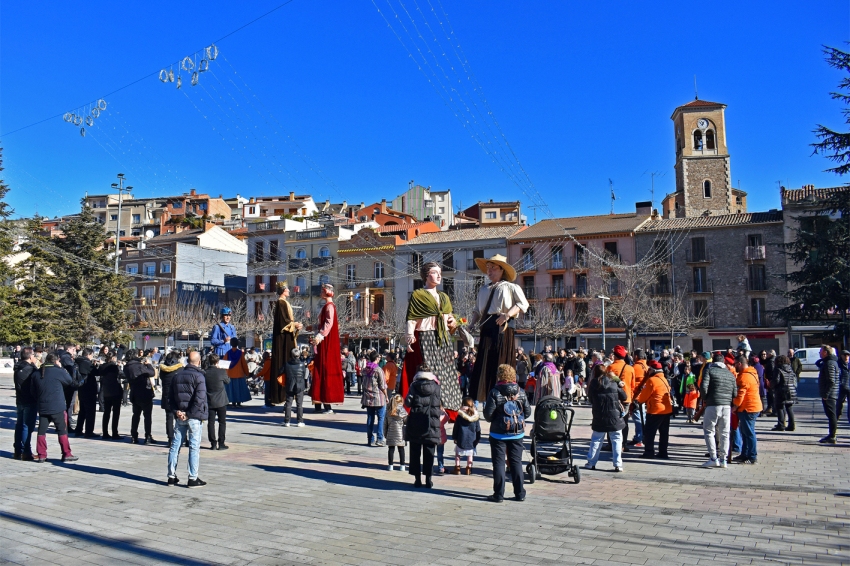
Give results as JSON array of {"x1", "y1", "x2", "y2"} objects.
[
  {"x1": 777, "y1": 402, "x2": 795, "y2": 429},
  {"x1": 822, "y1": 399, "x2": 838, "y2": 439},
  {"x1": 14, "y1": 403, "x2": 37, "y2": 456},
  {"x1": 345, "y1": 372, "x2": 357, "y2": 393},
  {"x1": 408, "y1": 441, "x2": 435, "y2": 480},
  {"x1": 587, "y1": 429, "x2": 623, "y2": 468},
  {"x1": 702, "y1": 405, "x2": 731, "y2": 462},
  {"x1": 643, "y1": 413, "x2": 671, "y2": 457},
  {"x1": 437, "y1": 443, "x2": 445, "y2": 469},
  {"x1": 489, "y1": 437, "x2": 525, "y2": 499},
  {"x1": 366, "y1": 405, "x2": 386, "y2": 444},
  {"x1": 131, "y1": 400, "x2": 153, "y2": 439},
  {"x1": 738, "y1": 411, "x2": 758, "y2": 460},
  {"x1": 731, "y1": 427, "x2": 742, "y2": 453},
  {"x1": 207, "y1": 406, "x2": 226, "y2": 445},
  {"x1": 631, "y1": 403, "x2": 645, "y2": 442},
  {"x1": 284, "y1": 391, "x2": 304, "y2": 424},
  {"x1": 168, "y1": 418, "x2": 201, "y2": 480}
]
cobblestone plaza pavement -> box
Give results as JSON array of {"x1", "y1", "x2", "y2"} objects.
[{"x1": 1, "y1": 374, "x2": 847, "y2": 566}]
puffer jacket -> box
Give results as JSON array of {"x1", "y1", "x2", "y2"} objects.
[
  {"x1": 635, "y1": 372, "x2": 673, "y2": 415},
  {"x1": 31, "y1": 364, "x2": 77, "y2": 415},
  {"x1": 158, "y1": 362, "x2": 183, "y2": 412},
  {"x1": 124, "y1": 359, "x2": 156, "y2": 404},
  {"x1": 818, "y1": 353, "x2": 840, "y2": 400},
  {"x1": 284, "y1": 359, "x2": 309, "y2": 395},
  {"x1": 170, "y1": 364, "x2": 208, "y2": 421},
  {"x1": 773, "y1": 363, "x2": 797, "y2": 404},
  {"x1": 840, "y1": 358, "x2": 850, "y2": 392},
  {"x1": 483, "y1": 381, "x2": 532, "y2": 436},
  {"x1": 451, "y1": 408, "x2": 481, "y2": 450},
  {"x1": 404, "y1": 371, "x2": 442, "y2": 444},
  {"x1": 384, "y1": 405, "x2": 407, "y2": 447},
  {"x1": 14, "y1": 360, "x2": 38, "y2": 406},
  {"x1": 699, "y1": 363, "x2": 737, "y2": 406},
  {"x1": 94, "y1": 362, "x2": 123, "y2": 398},
  {"x1": 588, "y1": 375, "x2": 627, "y2": 433}
]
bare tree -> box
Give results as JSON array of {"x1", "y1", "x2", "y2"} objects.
[
  {"x1": 646, "y1": 287, "x2": 708, "y2": 350},
  {"x1": 518, "y1": 301, "x2": 561, "y2": 352},
  {"x1": 137, "y1": 296, "x2": 195, "y2": 349},
  {"x1": 451, "y1": 276, "x2": 483, "y2": 327},
  {"x1": 183, "y1": 299, "x2": 218, "y2": 350}
]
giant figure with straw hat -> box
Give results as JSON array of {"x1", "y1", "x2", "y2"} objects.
[
  {"x1": 270, "y1": 281, "x2": 302, "y2": 406},
  {"x1": 468, "y1": 254, "x2": 529, "y2": 402}
]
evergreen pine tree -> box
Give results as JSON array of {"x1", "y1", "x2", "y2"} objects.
[{"x1": 779, "y1": 46, "x2": 850, "y2": 346}]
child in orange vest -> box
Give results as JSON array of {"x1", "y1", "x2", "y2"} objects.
[{"x1": 683, "y1": 383, "x2": 699, "y2": 423}]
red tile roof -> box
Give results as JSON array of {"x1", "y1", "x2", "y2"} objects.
[
  {"x1": 508, "y1": 213, "x2": 650, "y2": 240},
  {"x1": 678, "y1": 99, "x2": 725, "y2": 109},
  {"x1": 781, "y1": 185, "x2": 848, "y2": 204},
  {"x1": 636, "y1": 211, "x2": 783, "y2": 231}
]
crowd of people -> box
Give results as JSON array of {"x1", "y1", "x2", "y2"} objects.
[{"x1": 9, "y1": 255, "x2": 850, "y2": 501}]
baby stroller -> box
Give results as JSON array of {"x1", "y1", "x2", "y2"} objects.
[{"x1": 526, "y1": 396, "x2": 579, "y2": 484}]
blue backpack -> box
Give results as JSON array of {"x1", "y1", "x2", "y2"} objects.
[{"x1": 501, "y1": 394, "x2": 525, "y2": 434}]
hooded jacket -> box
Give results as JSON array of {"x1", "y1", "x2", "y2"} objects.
[
  {"x1": 608, "y1": 359, "x2": 635, "y2": 404},
  {"x1": 452, "y1": 407, "x2": 481, "y2": 450},
  {"x1": 818, "y1": 353, "x2": 840, "y2": 400},
  {"x1": 31, "y1": 364, "x2": 77, "y2": 415},
  {"x1": 588, "y1": 375, "x2": 627, "y2": 433},
  {"x1": 635, "y1": 372, "x2": 673, "y2": 415},
  {"x1": 699, "y1": 363, "x2": 737, "y2": 407},
  {"x1": 733, "y1": 366, "x2": 763, "y2": 413},
  {"x1": 158, "y1": 361, "x2": 183, "y2": 412},
  {"x1": 384, "y1": 405, "x2": 407, "y2": 447},
  {"x1": 483, "y1": 381, "x2": 532, "y2": 436},
  {"x1": 404, "y1": 371, "x2": 442, "y2": 444},
  {"x1": 170, "y1": 364, "x2": 208, "y2": 421},
  {"x1": 124, "y1": 359, "x2": 156, "y2": 404},
  {"x1": 14, "y1": 360, "x2": 37, "y2": 406},
  {"x1": 774, "y1": 363, "x2": 797, "y2": 404},
  {"x1": 93, "y1": 362, "x2": 123, "y2": 398}
]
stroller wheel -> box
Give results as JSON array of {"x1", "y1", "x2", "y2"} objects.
[
  {"x1": 572, "y1": 465, "x2": 581, "y2": 484},
  {"x1": 526, "y1": 464, "x2": 536, "y2": 484}
]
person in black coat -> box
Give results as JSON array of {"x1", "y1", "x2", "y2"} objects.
[
  {"x1": 283, "y1": 347, "x2": 309, "y2": 427},
  {"x1": 584, "y1": 370, "x2": 628, "y2": 472},
  {"x1": 817, "y1": 346, "x2": 840, "y2": 443},
  {"x1": 204, "y1": 354, "x2": 231, "y2": 450},
  {"x1": 167, "y1": 351, "x2": 208, "y2": 487},
  {"x1": 124, "y1": 352, "x2": 157, "y2": 444},
  {"x1": 483, "y1": 364, "x2": 532, "y2": 502},
  {"x1": 73, "y1": 349, "x2": 98, "y2": 438},
  {"x1": 158, "y1": 352, "x2": 183, "y2": 444},
  {"x1": 93, "y1": 355, "x2": 124, "y2": 439},
  {"x1": 772, "y1": 355, "x2": 797, "y2": 431},
  {"x1": 404, "y1": 363, "x2": 442, "y2": 489},
  {"x1": 13, "y1": 347, "x2": 38, "y2": 460},
  {"x1": 30, "y1": 354, "x2": 80, "y2": 462}
]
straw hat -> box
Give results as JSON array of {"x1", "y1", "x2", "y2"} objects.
[{"x1": 474, "y1": 253, "x2": 517, "y2": 282}]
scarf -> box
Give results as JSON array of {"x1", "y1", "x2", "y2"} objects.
[{"x1": 406, "y1": 288, "x2": 454, "y2": 346}]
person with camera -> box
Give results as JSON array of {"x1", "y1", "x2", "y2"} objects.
[
  {"x1": 124, "y1": 351, "x2": 157, "y2": 445},
  {"x1": 483, "y1": 364, "x2": 531, "y2": 503}
]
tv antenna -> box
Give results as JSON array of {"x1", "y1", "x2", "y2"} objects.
[
  {"x1": 694, "y1": 75, "x2": 699, "y2": 99},
  {"x1": 527, "y1": 203, "x2": 544, "y2": 224},
  {"x1": 609, "y1": 179, "x2": 616, "y2": 214},
  {"x1": 642, "y1": 170, "x2": 666, "y2": 209}
]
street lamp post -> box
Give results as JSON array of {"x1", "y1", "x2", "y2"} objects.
[
  {"x1": 597, "y1": 294, "x2": 610, "y2": 352},
  {"x1": 111, "y1": 174, "x2": 132, "y2": 274}
]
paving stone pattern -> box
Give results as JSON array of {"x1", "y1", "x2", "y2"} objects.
[{"x1": 1, "y1": 374, "x2": 847, "y2": 565}]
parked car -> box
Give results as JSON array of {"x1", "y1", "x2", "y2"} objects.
[{"x1": 794, "y1": 348, "x2": 821, "y2": 372}]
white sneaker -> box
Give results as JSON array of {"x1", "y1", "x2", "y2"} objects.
[
  {"x1": 388, "y1": 464, "x2": 394, "y2": 471},
  {"x1": 296, "y1": 422, "x2": 305, "y2": 427},
  {"x1": 701, "y1": 458, "x2": 717, "y2": 468},
  {"x1": 281, "y1": 422, "x2": 290, "y2": 427},
  {"x1": 718, "y1": 459, "x2": 727, "y2": 468},
  {"x1": 400, "y1": 465, "x2": 406, "y2": 472}
]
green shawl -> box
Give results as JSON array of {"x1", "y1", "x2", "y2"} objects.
[{"x1": 406, "y1": 288, "x2": 454, "y2": 346}]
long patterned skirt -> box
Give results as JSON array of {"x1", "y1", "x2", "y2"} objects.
[{"x1": 405, "y1": 330, "x2": 462, "y2": 414}]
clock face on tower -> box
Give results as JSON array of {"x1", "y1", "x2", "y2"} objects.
[{"x1": 697, "y1": 118, "x2": 709, "y2": 130}]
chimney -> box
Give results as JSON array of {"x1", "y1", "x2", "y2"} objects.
[
  {"x1": 249, "y1": 196, "x2": 255, "y2": 203},
  {"x1": 289, "y1": 191, "x2": 295, "y2": 201},
  {"x1": 381, "y1": 199, "x2": 387, "y2": 213},
  {"x1": 190, "y1": 189, "x2": 197, "y2": 196},
  {"x1": 635, "y1": 201, "x2": 652, "y2": 216}
]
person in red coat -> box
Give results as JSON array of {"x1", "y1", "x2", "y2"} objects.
[{"x1": 310, "y1": 284, "x2": 344, "y2": 413}]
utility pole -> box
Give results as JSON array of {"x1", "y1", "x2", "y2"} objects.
[
  {"x1": 597, "y1": 294, "x2": 610, "y2": 352},
  {"x1": 111, "y1": 174, "x2": 132, "y2": 274}
]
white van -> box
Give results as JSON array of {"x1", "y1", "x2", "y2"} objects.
[{"x1": 794, "y1": 348, "x2": 821, "y2": 372}]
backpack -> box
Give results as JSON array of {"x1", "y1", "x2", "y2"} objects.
[{"x1": 501, "y1": 393, "x2": 525, "y2": 434}]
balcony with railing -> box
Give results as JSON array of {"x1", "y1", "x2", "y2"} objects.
[
  {"x1": 570, "y1": 256, "x2": 590, "y2": 270},
  {"x1": 295, "y1": 228, "x2": 329, "y2": 241},
  {"x1": 685, "y1": 249, "x2": 712, "y2": 263},
  {"x1": 744, "y1": 246, "x2": 766, "y2": 261},
  {"x1": 548, "y1": 257, "x2": 566, "y2": 271},
  {"x1": 575, "y1": 284, "x2": 588, "y2": 297},
  {"x1": 746, "y1": 277, "x2": 769, "y2": 292},
  {"x1": 748, "y1": 311, "x2": 774, "y2": 328},
  {"x1": 694, "y1": 311, "x2": 716, "y2": 328},
  {"x1": 686, "y1": 279, "x2": 714, "y2": 294},
  {"x1": 311, "y1": 256, "x2": 335, "y2": 268},
  {"x1": 547, "y1": 286, "x2": 570, "y2": 299},
  {"x1": 519, "y1": 257, "x2": 537, "y2": 273},
  {"x1": 650, "y1": 282, "x2": 672, "y2": 295},
  {"x1": 288, "y1": 258, "x2": 310, "y2": 270},
  {"x1": 523, "y1": 287, "x2": 537, "y2": 300}
]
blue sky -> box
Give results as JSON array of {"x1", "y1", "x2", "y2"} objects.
[{"x1": 1, "y1": 1, "x2": 848, "y2": 220}]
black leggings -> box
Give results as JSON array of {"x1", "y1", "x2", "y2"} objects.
[
  {"x1": 208, "y1": 406, "x2": 227, "y2": 444},
  {"x1": 388, "y1": 446, "x2": 406, "y2": 466},
  {"x1": 131, "y1": 401, "x2": 153, "y2": 439},
  {"x1": 408, "y1": 442, "x2": 435, "y2": 479},
  {"x1": 102, "y1": 396, "x2": 122, "y2": 434},
  {"x1": 38, "y1": 413, "x2": 68, "y2": 436},
  {"x1": 777, "y1": 402, "x2": 795, "y2": 429}
]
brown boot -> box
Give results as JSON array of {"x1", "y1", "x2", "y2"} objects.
[
  {"x1": 466, "y1": 464, "x2": 472, "y2": 475},
  {"x1": 452, "y1": 465, "x2": 460, "y2": 475}
]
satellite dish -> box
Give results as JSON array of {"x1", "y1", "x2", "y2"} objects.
[{"x1": 145, "y1": 230, "x2": 155, "y2": 239}]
